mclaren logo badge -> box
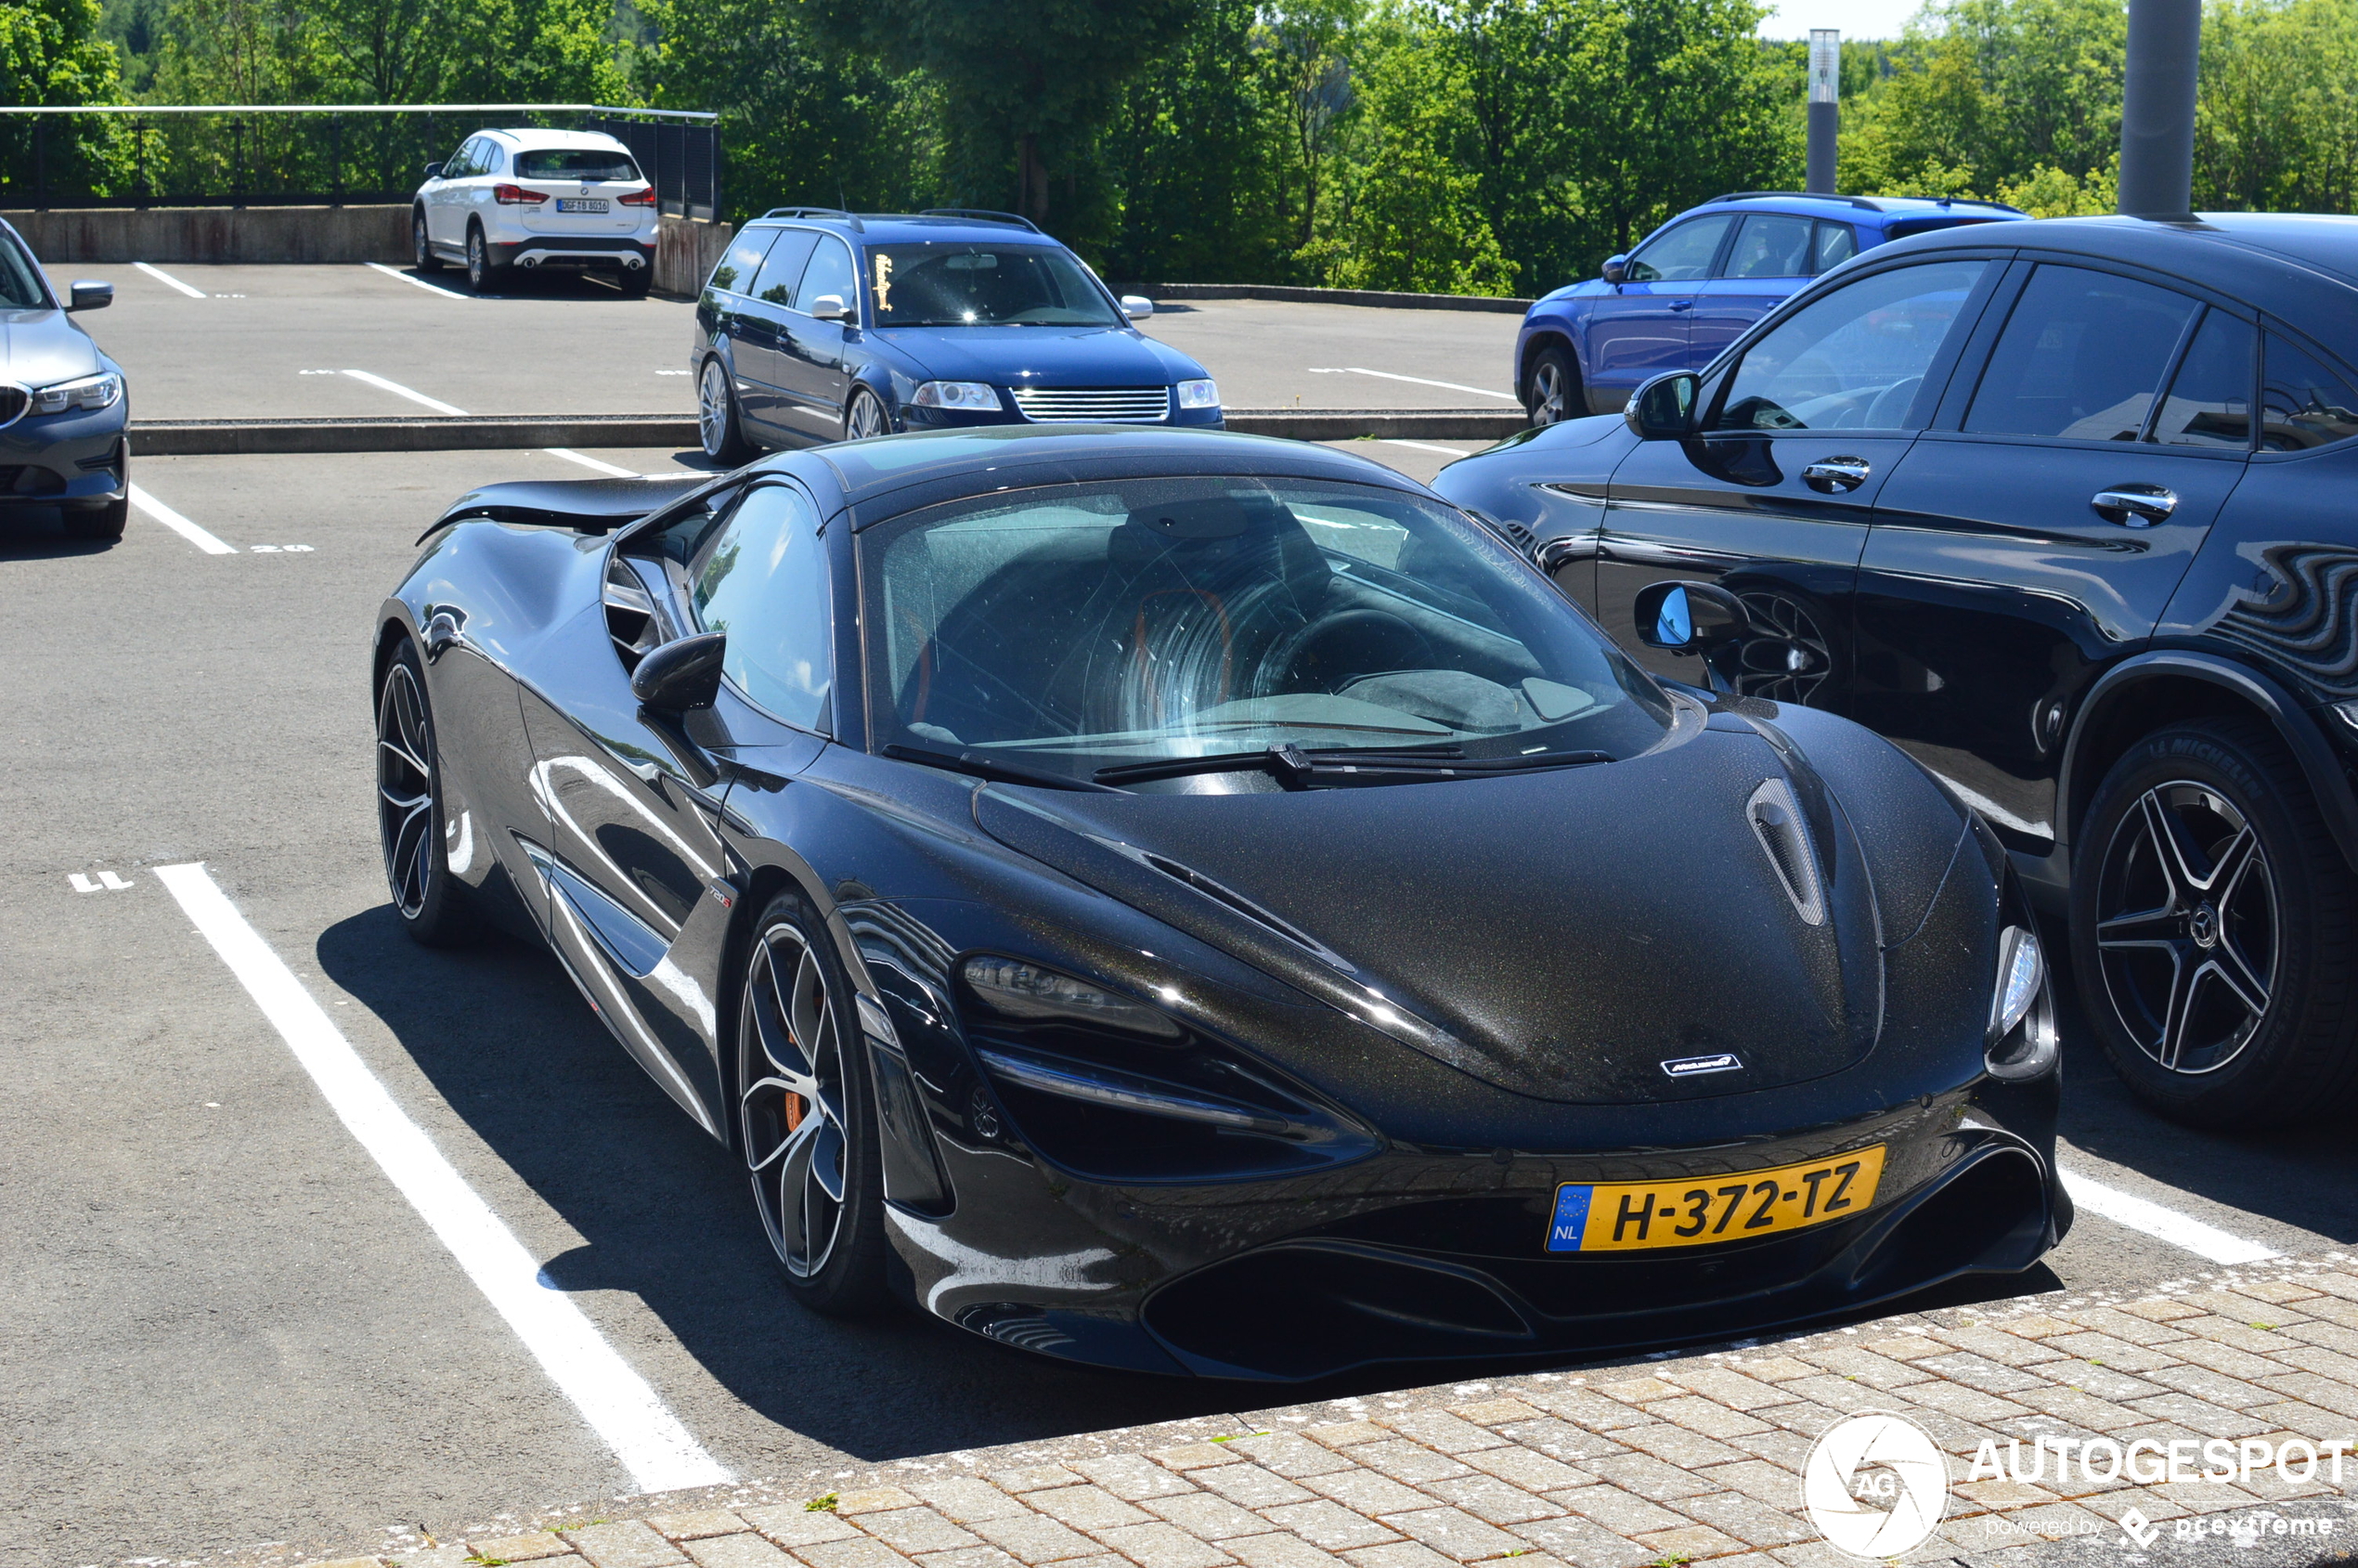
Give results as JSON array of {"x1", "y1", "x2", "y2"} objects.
[{"x1": 1661, "y1": 1052, "x2": 1743, "y2": 1078}]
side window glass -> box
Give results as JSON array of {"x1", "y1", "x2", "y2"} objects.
[
  {"x1": 1625, "y1": 215, "x2": 1732, "y2": 283},
  {"x1": 750, "y1": 229, "x2": 818, "y2": 306},
  {"x1": 709, "y1": 230, "x2": 776, "y2": 295},
  {"x1": 691, "y1": 486, "x2": 833, "y2": 731},
  {"x1": 796, "y1": 238, "x2": 859, "y2": 316},
  {"x1": 1713, "y1": 260, "x2": 1989, "y2": 432},
  {"x1": 2151, "y1": 310, "x2": 2255, "y2": 448},
  {"x1": 1724, "y1": 214, "x2": 1814, "y2": 280},
  {"x1": 2261, "y1": 332, "x2": 2358, "y2": 452},
  {"x1": 1964, "y1": 266, "x2": 2200, "y2": 441},
  {"x1": 1811, "y1": 222, "x2": 1858, "y2": 274},
  {"x1": 479, "y1": 143, "x2": 505, "y2": 175}
]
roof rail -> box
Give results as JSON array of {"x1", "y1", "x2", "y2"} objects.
[
  {"x1": 1709, "y1": 190, "x2": 1885, "y2": 213},
  {"x1": 919, "y1": 207, "x2": 1042, "y2": 233},
  {"x1": 760, "y1": 206, "x2": 865, "y2": 231},
  {"x1": 1893, "y1": 195, "x2": 2028, "y2": 214}
]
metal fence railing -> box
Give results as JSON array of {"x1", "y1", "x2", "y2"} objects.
[{"x1": 0, "y1": 105, "x2": 719, "y2": 220}]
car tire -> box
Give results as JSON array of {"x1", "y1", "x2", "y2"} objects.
[
  {"x1": 376, "y1": 635, "x2": 479, "y2": 947},
  {"x1": 2071, "y1": 717, "x2": 2358, "y2": 1129},
  {"x1": 64, "y1": 495, "x2": 128, "y2": 541},
  {"x1": 1525, "y1": 343, "x2": 1580, "y2": 427},
  {"x1": 413, "y1": 210, "x2": 442, "y2": 273},
  {"x1": 734, "y1": 890, "x2": 893, "y2": 1317},
  {"x1": 843, "y1": 386, "x2": 891, "y2": 443},
  {"x1": 698, "y1": 356, "x2": 757, "y2": 465},
  {"x1": 464, "y1": 223, "x2": 506, "y2": 293}
]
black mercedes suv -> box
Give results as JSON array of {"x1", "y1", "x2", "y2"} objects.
[{"x1": 1435, "y1": 213, "x2": 2358, "y2": 1132}]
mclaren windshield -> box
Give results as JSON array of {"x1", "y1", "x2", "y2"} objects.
[{"x1": 862, "y1": 476, "x2": 1674, "y2": 791}]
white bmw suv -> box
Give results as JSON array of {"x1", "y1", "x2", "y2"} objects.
[{"x1": 412, "y1": 129, "x2": 659, "y2": 295}]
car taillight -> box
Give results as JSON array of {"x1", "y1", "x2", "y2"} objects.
[
  {"x1": 493, "y1": 184, "x2": 550, "y2": 205},
  {"x1": 618, "y1": 187, "x2": 657, "y2": 207}
]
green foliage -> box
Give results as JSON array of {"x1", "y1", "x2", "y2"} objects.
[{"x1": 0, "y1": 0, "x2": 128, "y2": 200}]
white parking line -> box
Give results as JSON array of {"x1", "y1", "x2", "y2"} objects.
[
  {"x1": 128, "y1": 484, "x2": 236, "y2": 554},
  {"x1": 152, "y1": 862, "x2": 730, "y2": 1492},
  {"x1": 2059, "y1": 1165, "x2": 2281, "y2": 1264},
  {"x1": 343, "y1": 369, "x2": 469, "y2": 416},
  {"x1": 545, "y1": 448, "x2": 638, "y2": 478},
  {"x1": 1379, "y1": 439, "x2": 1472, "y2": 458},
  {"x1": 363, "y1": 261, "x2": 473, "y2": 299},
  {"x1": 1311, "y1": 367, "x2": 1520, "y2": 402},
  {"x1": 134, "y1": 261, "x2": 207, "y2": 299}
]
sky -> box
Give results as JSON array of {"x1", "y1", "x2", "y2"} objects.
[{"x1": 1755, "y1": 0, "x2": 1924, "y2": 38}]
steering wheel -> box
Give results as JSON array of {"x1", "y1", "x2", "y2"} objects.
[
  {"x1": 1280, "y1": 608, "x2": 1438, "y2": 692},
  {"x1": 1864, "y1": 375, "x2": 1924, "y2": 429}
]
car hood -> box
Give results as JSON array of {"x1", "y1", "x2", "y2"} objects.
[
  {"x1": 874, "y1": 325, "x2": 1200, "y2": 386},
  {"x1": 976, "y1": 717, "x2": 1950, "y2": 1105},
  {"x1": 0, "y1": 309, "x2": 104, "y2": 386}
]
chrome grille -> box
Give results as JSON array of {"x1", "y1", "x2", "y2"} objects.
[{"x1": 1009, "y1": 385, "x2": 1171, "y2": 423}]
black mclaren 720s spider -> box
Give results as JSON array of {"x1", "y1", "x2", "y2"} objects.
[{"x1": 373, "y1": 425, "x2": 2069, "y2": 1380}]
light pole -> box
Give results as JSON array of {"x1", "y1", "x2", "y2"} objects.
[
  {"x1": 2118, "y1": 0, "x2": 2200, "y2": 218},
  {"x1": 1806, "y1": 29, "x2": 1840, "y2": 195}
]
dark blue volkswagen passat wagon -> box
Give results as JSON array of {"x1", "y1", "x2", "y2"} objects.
[
  {"x1": 1516, "y1": 192, "x2": 2024, "y2": 426},
  {"x1": 692, "y1": 210, "x2": 1219, "y2": 461}
]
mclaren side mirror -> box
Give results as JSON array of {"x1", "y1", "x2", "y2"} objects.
[
  {"x1": 422, "y1": 162, "x2": 444, "y2": 181},
  {"x1": 67, "y1": 280, "x2": 111, "y2": 312},
  {"x1": 1121, "y1": 294, "x2": 1154, "y2": 320},
  {"x1": 808, "y1": 293, "x2": 855, "y2": 324},
  {"x1": 1601, "y1": 254, "x2": 1628, "y2": 284},
  {"x1": 1635, "y1": 580, "x2": 1753, "y2": 656},
  {"x1": 1626, "y1": 370, "x2": 1700, "y2": 440},
  {"x1": 631, "y1": 630, "x2": 726, "y2": 712}
]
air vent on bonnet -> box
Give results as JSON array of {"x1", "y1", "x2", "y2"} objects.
[{"x1": 1747, "y1": 777, "x2": 1824, "y2": 926}]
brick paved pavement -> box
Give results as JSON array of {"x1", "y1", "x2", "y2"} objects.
[{"x1": 198, "y1": 1255, "x2": 2358, "y2": 1568}]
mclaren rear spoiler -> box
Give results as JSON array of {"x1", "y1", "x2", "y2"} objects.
[{"x1": 419, "y1": 473, "x2": 719, "y2": 543}]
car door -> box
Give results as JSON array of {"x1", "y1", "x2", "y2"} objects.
[
  {"x1": 699, "y1": 225, "x2": 777, "y2": 399},
  {"x1": 1691, "y1": 214, "x2": 1848, "y2": 368},
  {"x1": 1581, "y1": 214, "x2": 1733, "y2": 414},
  {"x1": 1853, "y1": 262, "x2": 2256, "y2": 851},
  {"x1": 734, "y1": 227, "x2": 818, "y2": 435},
  {"x1": 778, "y1": 234, "x2": 860, "y2": 440},
  {"x1": 426, "y1": 137, "x2": 479, "y2": 250},
  {"x1": 518, "y1": 483, "x2": 833, "y2": 1134},
  {"x1": 1596, "y1": 256, "x2": 2003, "y2": 713}
]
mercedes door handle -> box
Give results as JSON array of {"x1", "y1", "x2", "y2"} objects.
[
  {"x1": 2091, "y1": 484, "x2": 2178, "y2": 526},
  {"x1": 1802, "y1": 457, "x2": 1872, "y2": 493}
]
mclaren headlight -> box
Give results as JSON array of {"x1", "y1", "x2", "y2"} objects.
[
  {"x1": 1985, "y1": 924, "x2": 2058, "y2": 1080},
  {"x1": 961, "y1": 955, "x2": 1182, "y2": 1039},
  {"x1": 32, "y1": 370, "x2": 123, "y2": 415}
]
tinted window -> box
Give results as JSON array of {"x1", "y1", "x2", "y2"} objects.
[
  {"x1": 1626, "y1": 216, "x2": 1732, "y2": 283},
  {"x1": 0, "y1": 235, "x2": 50, "y2": 308},
  {"x1": 750, "y1": 229, "x2": 818, "y2": 306},
  {"x1": 1813, "y1": 222, "x2": 1858, "y2": 274},
  {"x1": 1965, "y1": 266, "x2": 2199, "y2": 441},
  {"x1": 708, "y1": 229, "x2": 776, "y2": 294},
  {"x1": 1724, "y1": 214, "x2": 1814, "y2": 279},
  {"x1": 1714, "y1": 261, "x2": 1989, "y2": 432},
  {"x1": 2261, "y1": 332, "x2": 2358, "y2": 452},
  {"x1": 515, "y1": 148, "x2": 641, "y2": 181},
  {"x1": 797, "y1": 237, "x2": 859, "y2": 317},
  {"x1": 865, "y1": 243, "x2": 1121, "y2": 327},
  {"x1": 2151, "y1": 309, "x2": 2255, "y2": 448},
  {"x1": 691, "y1": 486, "x2": 833, "y2": 730}
]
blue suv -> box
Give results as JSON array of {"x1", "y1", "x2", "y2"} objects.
[
  {"x1": 1516, "y1": 192, "x2": 2025, "y2": 425},
  {"x1": 693, "y1": 209, "x2": 1221, "y2": 461}
]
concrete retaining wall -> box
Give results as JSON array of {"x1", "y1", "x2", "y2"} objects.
[
  {"x1": 5, "y1": 205, "x2": 411, "y2": 265},
  {"x1": 1147, "y1": 282, "x2": 1535, "y2": 313},
  {"x1": 653, "y1": 215, "x2": 731, "y2": 299}
]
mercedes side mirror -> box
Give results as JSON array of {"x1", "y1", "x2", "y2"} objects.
[
  {"x1": 422, "y1": 161, "x2": 444, "y2": 181},
  {"x1": 1601, "y1": 254, "x2": 1628, "y2": 284},
  {"x1": 67, "y1": 280, "x2": 111, "y2": 312},
  {"x1": 808, "y1": 293, "x2": 855, "y2": 323},
  {"x1": 631, "y1": 631, "x2": 726, "y2": 712},
  {"x1": 1121, "y1": 294, "x2": 1154, "y2": 320},
  {"x1": 1626, "y1": 370, "x2": 1700, "y2": 440}
]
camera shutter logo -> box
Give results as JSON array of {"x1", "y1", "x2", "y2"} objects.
[{"x1": 1801, "y1": 1411, "x2": 1950, "y2": 1558}]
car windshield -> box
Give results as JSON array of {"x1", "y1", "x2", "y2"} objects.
[
  {"x1": 865, "y1": 243, "x2": 1121, "y2": 328},
  {"x1": 514, "y1": 149, "x2": 641, "y2": 181},
  {"x1": 862, "y1": 475, "x2": 1674, "y2": 790},
  {"x1": 0, "y1": 235, "x2": 50, "y2": 309}
]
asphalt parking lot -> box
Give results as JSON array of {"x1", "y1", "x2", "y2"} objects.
[
  {"x1": 39, "y1": 263, "x2": 1524, "y2": 423},
  {"x1": 2, "y1": 270, "x2": 2352, "y2": 1568}
]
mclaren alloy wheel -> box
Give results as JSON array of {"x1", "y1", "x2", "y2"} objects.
[
  {"x1": 1733, "y1": 590, "x2": 1837, "y2": 706},
  {"x1": 376, "y1": 640, "x2": 474, "y2": 945},
  {"x1": 843, "y1": 388, "x2": 890, "y2": 443},
  {"x1": 736, "y1": 899, "x2": 890, "y2": 1314}
]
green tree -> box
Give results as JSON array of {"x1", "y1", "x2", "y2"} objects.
[{"x1": 0, "y1": 0, "x2": 127, "y2": 201}]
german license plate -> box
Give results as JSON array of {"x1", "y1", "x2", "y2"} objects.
[
  {"x1": 1546, "y1": 1146, "x2": 1885, "y2": 1252},
  {"x1": 557, "y1": 198, "x2": 609, "y2": 213}
]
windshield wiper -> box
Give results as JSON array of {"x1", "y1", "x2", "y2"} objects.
[
  {"x1": 882, "y1": 743, "x2": 1121, "y2": 794},
  {"x1": 1094, "y1": 744, "x2": 1613, "y2": 789}
]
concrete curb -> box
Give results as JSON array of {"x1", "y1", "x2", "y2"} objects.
[
  {"x1": 1148, "y1": 284, "x2": 1535, "y2": 314},
  {"x1": 127, "y1": 409, "x2": 1530, "y2": 457}
]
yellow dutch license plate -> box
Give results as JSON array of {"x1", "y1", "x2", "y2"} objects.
[{"x1": 1545, "y1": 1146, "x2": 1886, "y2": 1252}]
